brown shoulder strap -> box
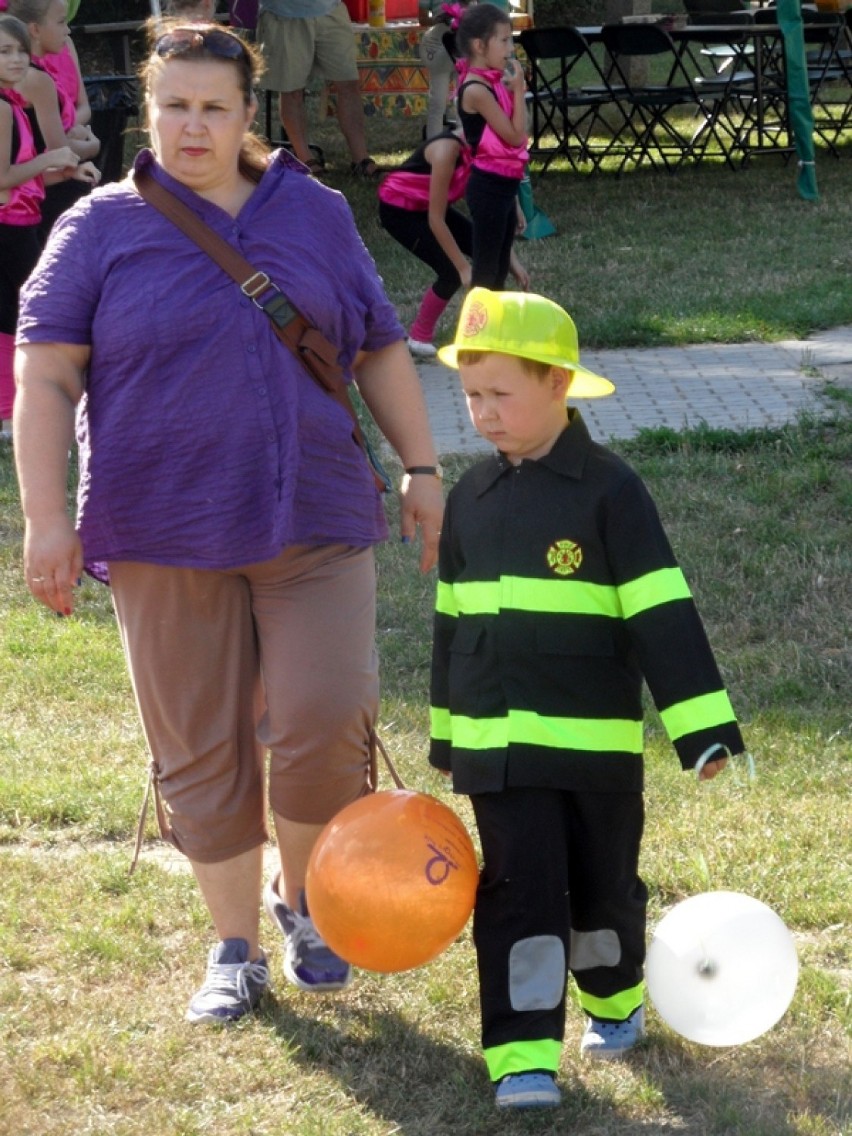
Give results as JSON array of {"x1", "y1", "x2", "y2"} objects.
[{"x1": 132, "y1": 166, "x2": 389, "y2": 491}]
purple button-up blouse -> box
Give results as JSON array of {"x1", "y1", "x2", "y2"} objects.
[{"x1": 17, "y1": 149, "x2": 404, "y2": 581}]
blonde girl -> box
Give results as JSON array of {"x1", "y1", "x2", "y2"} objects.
[{"x1": 9, "y1": 0, "x2": 99, "y2": 232}]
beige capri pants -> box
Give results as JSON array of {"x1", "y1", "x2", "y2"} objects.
[{"x1": 111, "y1": 544, "x2": 379, "y2": 864}]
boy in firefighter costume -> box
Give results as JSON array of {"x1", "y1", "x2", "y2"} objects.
[{"x1": 430, "y1": 289, "x2": 745, "y2": 1111}]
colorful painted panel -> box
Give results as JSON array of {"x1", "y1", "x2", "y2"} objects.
[{"x1": 353, "y1": 24, "x2": 429, "y2": 118}]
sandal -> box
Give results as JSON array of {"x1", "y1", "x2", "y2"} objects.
[
  {"x1": 350, "y1": 157, "x2": 381, "y2": 179},
  {"x1": 305, "y1": 157, "x2": 326, "y2": 177}
]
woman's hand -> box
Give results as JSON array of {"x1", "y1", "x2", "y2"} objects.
[
  {"x1": 24, "y1": 515, "x2": 83, "y2": 617},
  {"x1": 354, "y1": 340, "x2": 444, "y2": 572},
  {"x1": 15, "y1": 342, "x2": 89, "y2": 616},
  {"x1": 399, "y1": 472, "x2": 445, "y2": 573}
]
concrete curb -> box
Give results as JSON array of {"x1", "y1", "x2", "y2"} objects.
[{"x1": 410, "y1": 326, "x2": 852, "y2": 456}]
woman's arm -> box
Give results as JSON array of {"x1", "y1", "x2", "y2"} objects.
[
  {"x1": 425, "y1": 136, "x2": 471, "y2": 288},
  {"x1": 14, "y1": 341, "x2": 89, "y2": 616},
  {"x1": 354, "y1": 339, "x2": 444, "y2": 573}
]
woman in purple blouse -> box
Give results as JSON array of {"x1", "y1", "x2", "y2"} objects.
[{"x1": 14, "y1": 22, "x2": 444, "y2": 1025}]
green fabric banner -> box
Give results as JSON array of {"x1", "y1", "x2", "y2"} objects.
[{"x1": 776, "y1": 0, "x2": 818, "y2": 201}]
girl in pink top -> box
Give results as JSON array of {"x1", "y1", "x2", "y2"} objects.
[
  {"x1": 9, "y1": 0, "x2": 99, "y2": 233},
  {"x1": 378, "y1": 126, "x2": 528, "y2": 357},
  {"x1": 0, "y1": 12, "x2": 98, "y2": 437},
  {"x1": 11, "y1": 0, "x2": 92, "y2": 130},
  {"x1": 455, "y1": 3, "x2": 528, "y2": 289}
]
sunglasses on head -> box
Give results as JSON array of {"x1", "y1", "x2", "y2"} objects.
[{"x1": 155, "y1": 26, "x2": 248, "y2": 62}]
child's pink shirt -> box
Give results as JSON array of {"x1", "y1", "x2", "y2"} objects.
[
  {"x1": 462, "y1": 66, "x2": 528, "y2": 180},
  {"x1": 34, "y1": 43, "x2": 79, "y2": 130},
  {"x1": 0, "y1": 89, "x2": 45, "y2": 226}
]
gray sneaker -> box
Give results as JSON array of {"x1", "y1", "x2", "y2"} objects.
[
  {"x1": 185, "y1": 938, "x2": 269, "y2": 1024},
  {"x1": 580, "y1": 1004, "x2": 646, "y2": 1059},
  {"x1": 495, "y1": 1073, "x2": 561, "y2": 1109},
  {"x1": 263, "y1": 875, "x2": 353, "y2": 993}
]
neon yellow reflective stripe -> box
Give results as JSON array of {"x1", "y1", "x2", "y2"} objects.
[
  {"x1": 430, "y1": 706, "x2": 451, "y2": 741},
  {"x1": 501, "y1": 577, "x2": 621, "y2": 616},
  {"x1": 576, "y1": 981, "x2": 644, "y2": 1021},
  {"x1": 440, "y1": 579, "x2": 499, "y2": 615},
  {"x1": 484, "y1": 1038, "x2": 563, "y2": 1081},
  {"x1": 435, "y1": 579, "x2": 460, "y2": 617},
  {"x1": 619, "y1": 567, "x2": 692, "y2": 619},
  {"x1": 449, "y1": 710, "x2": 642, "y2": 754},
  {"x1": 660, "y1": 690, "x2": 736, "y2": 742},
  {"x1": 438, "y1": 577, "x2": 621, "y2": 617}
]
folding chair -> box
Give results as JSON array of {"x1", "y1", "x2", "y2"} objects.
[
  {"x1": 682, "y1": 13, "x2": 762, "y2": 165},
  {"x1": 725, "y1": 7, "x2": 793, "y2": 161},
  {"x1": 599, "y1": 22, "x2": 725, "y2": 172},
  {"x1": 684, "y1": 7, "x2": 756, "y2": 77},
  {"x1": 800, "y1": 11, "x2": 852, "y2": 156},
  {"x1": 519, "y1": 26, "x2": 615, "y2": 172}
]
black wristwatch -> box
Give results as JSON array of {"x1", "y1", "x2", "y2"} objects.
[{"x1": 404, "y1": 465, "x2": 444, "y2": 480}]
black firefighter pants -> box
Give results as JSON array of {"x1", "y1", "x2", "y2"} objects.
[{"x1": 469, "y1": 786, "x2": 648, "y2": 1077}]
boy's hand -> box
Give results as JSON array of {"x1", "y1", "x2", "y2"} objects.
[{"x1": 698, "y1": 756, "x2": 728, "y2": 781}]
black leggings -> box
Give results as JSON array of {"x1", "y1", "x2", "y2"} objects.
[
  {"x1": 466, "y1": 167, "x2": 519, "y2": 290},
  {"x1": 0, "y1": 222, "x2": 42, "y2": 335},
  {"x1": 378, "y1": 202, "x2": 472, "y2": 301}
]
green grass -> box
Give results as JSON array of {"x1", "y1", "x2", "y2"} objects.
[
  {"x1": 308, "y1": 109, "x2": 852, "y2": 348},
  {"x1": 1, "y1": 117, "x2": 851, "y2": 1135}
]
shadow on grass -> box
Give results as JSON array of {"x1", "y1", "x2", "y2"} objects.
[{"x1": 257, "y1": 993, "x2": 831, "y2": 1135}]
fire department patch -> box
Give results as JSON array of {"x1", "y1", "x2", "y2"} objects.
[
  {"x1": 462, "y1": 300, "x2": 488, "y2": 339},
  {"x1": 546, "y1": 539, "x2": 583, "y2": 577}
]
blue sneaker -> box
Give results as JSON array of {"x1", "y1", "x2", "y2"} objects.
[
  {"x1": 185, "y1": 938, "x2": 269, "y2": 1024},
  {"x1": 580, "y1": 1004, "x2": 646, "y2": 1059},
  {"x1": 264, "y1": 875, "x2": 353, "y2": 993},
  {"x1": 495, "y1": 1073, "x2": 561, "y2": 1110}
]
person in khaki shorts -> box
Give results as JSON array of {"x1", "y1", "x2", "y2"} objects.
[{"x1": 258, "y1": 0, "x2": 379, "y2": 176}]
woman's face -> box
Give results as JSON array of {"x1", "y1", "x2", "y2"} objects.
[
  {"x1": 33, "y1": 0, "x2": 69, "y2": 54},
  {"x1": 147, "y1": 58, "x2": 256, "y2": 197}
]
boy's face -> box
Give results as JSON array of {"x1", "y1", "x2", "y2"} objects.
[{"x1": 459, "y1": 353, "x2": 571, "y2": 465}]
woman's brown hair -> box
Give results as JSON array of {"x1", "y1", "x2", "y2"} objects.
[{"x1": 140, "y1": 18, "x2": 270, "y2": 180}]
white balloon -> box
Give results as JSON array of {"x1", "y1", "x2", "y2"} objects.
[{"x1": 646, "y1": 891, "x2": 798, "y2": 1046}]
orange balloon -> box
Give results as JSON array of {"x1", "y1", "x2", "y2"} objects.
[{"x1": 306, "y1": 790, "x2": 479, "y2": 973}]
